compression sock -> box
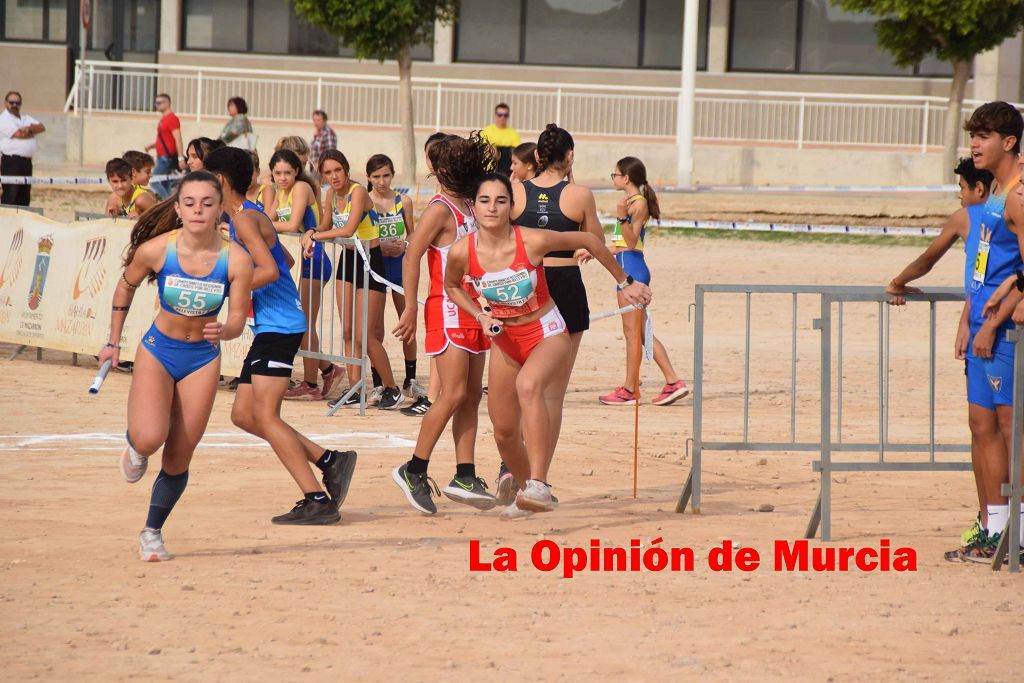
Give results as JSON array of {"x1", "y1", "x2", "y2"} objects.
[
  {"x1": 315, "y1": 450, "x2": 334, "y2": 472},
  {"x1": 988, "y1": 504, "x2": 1009, "y2": 536},
  {"x1": 370, "y1": 367, "x2": 383, "y2": 388},
  {"x1": 407, "y1": 455, "x2": 429, "y2": 475},
  {"x1": 145, "y1": 470, "x2": 189, "y2": 530},
  {"x1": 305, "y1": 381, "x2": 317, "y2": 389},
  {"x1": 456, "y1": 463, "x2": 476, "y2": 479},
  {"x1": 404, "y1": 360, "x2": 416, "y2": 383}
]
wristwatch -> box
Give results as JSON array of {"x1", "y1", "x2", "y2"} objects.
[{"x1": 619, "y1": 274, "x2": 635, "y2": 288}]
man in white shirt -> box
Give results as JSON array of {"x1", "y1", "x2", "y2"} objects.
[{"x1": 0, "y1": 92, "x2": 45, "y2": 207}]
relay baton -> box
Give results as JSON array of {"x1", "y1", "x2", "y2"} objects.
[{"x1": 89, "y1": 359, "x2": 113, "y2": 394}]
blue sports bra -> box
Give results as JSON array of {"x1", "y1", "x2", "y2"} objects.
[{"x1": 157, "y1": 230, "x2": 231, "y2": 317}]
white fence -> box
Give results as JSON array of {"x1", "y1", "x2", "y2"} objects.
[{"x1": 66, "y1": 60, "x2": 1015, "y2": 151}]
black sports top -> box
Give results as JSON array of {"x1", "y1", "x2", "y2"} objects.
[{"x1": 516, "y1": 180, "x2": 581, "y2": 259}]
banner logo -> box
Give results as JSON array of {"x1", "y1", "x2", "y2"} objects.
[
  {"x1": 72, "y1": 237, "x2": 107, "y2": 300},
  {"x1": 27, "y1": 236, "x2": 53, "y2": 311},
  {"x1": 0, "y1": 228, "x2": 23, "y2": 289}
]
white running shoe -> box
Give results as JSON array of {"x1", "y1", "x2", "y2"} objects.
[
  {"x1": 366, "y1": 385, "x2": 384, "y2": 407},
  {"x1": 499, "y1": 503, "x2": 534, "y2": 521},
  {"x1": 139, "y1": 527, "x2": 171, "y2": 562},
  {"x1": 515, "y1": 479, "x2": 557, "y2": 513},
  {"x1": 404, "y1": 378, "x2": 428, "y2": 399},
  {"x1": 120, "y1": 444, "x2": 148, "y2": 483}
]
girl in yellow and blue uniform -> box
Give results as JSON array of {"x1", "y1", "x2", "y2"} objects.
[
  {"x1": 97, "y1": 171, "x2": 253, "y2": 562},
  {"x1": 602, "y1": 156, "x2": 689, "y2": 408}
]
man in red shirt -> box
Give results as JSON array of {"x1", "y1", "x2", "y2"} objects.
[{"x1": 144, "y1": 93, "x2": 184, "y2": 199}]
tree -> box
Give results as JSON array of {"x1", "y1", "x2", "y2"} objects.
[
  {"x1": 292, "y1": 0, "x2": 458, "y2": 182},
  {"x1": 835, "y1": 0, "x2": 1024, "y2": 177}
]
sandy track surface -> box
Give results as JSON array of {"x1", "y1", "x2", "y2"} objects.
[{"x1": 2, "y1": 230, "x2": 1023, "y2": 681}]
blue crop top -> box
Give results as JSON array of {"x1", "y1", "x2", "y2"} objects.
[{"x1": 157, "y1": 230, "x2": 231, "y2": 317}]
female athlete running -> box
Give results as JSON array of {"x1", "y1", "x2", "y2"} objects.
[
  {"x1": 444, "y1": 173, "x2": 651, "y2": 516},
  {"x1": 303, "y1": 150, "x2": 403, "y2": 410},
  {"x1": 366, "y1": 153, "x2": 425, "y2": 400},
  {"x1": 267, "y1": 149, "x2": 341, "y2": 401},
  {"x1": 98, "y1": 171, "x2": 253, "y2": 561},
  {"x1": 602, "y1": 156, "x2": 689, "y2": 406},
  {"x1": 391, "y1": 134, "x2": 495, "y2": 514}
]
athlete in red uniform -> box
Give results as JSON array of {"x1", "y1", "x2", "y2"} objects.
[
  {"x1": 391, "y1": 134, "x2": 497, "y2": 514},
  {"x1": 444, "y1": 173, "x2": 651, "y2": 518}
]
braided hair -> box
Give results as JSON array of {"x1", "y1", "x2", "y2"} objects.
[{"x1": 535, "y1": 124, "x2": 574, "y2": 173}]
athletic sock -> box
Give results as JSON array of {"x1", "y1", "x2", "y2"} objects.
[
  {"x1": 987, "y1": 504, "x2": 1009, "y2": 536},
  {"x1": 305, "y1": 491, "x2": 329, "y2": 504},
  {"x1": 145, "y1": 470, "x2": 189, "y2": 530},
  {"x1": 456, "y1": 463, "x2": 476, "y2": 480},
  {"x1": 322, "y1": 364, "x2": 334, "y2": 378},
  {"x1": 404, "y1": 360, "x2": 416, "y2": 383},
  {"x1": 305, "y1": 381, "x2": 317, "y2": 389},
  {"x1": 407, "y1": 454, "x2": 429, "y2": 475},
  {"x1": 370, "y1": 367, "x2": 383, "y2": 388},
  {"x1": 315, "y1": 450, "x2": 334, "y2": 472}
]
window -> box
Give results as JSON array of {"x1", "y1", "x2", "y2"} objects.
[
  {"x1": 455, "y1": 0, "x2": 709, "y2": 70},
  {"x1": 2, "y1": 0, "x2": 67, "y2": 42},
  {"x1": 730, "y1": 0, "x2": 953, "y2": 76},
  {"x1": 182, "y1": 0, "x2": 433, "y2": 60}
]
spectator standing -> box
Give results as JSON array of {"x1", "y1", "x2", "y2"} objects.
[
  {"x1": 481, "y1": 102, "x2": 520, "y2": 176},
  {"x1": 0, "y1": 91, "x2": 45, "y2": 206},
  {"x1": 309, "y1": 110, "x2": 337, "y2": 170},
  {"x1": 145, "y1": 93, "x2": 184, "y2": 199},
  {"x1": 219, "y1": 97, "x2": 254, "y2": 149}
]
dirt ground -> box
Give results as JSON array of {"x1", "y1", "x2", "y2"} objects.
[{"x1": 3, "y1": 190, "x2": 1023, "y2": 682}]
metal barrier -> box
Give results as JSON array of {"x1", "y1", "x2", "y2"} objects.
[
  {"x1": 74, "y1": 211, "x2": 111, "y2": 221},
  {"x1": 284, "y1": 234, "x2": 371, "y2": 416},
  {"x1": 673, "y1": 285, "x2": 1024, "y2": 567},
  {"x1": 64, "y1": 60, "x2": 1023, "y2": 149},
  {"x1": 1, "y1": 204, "x2": 43, "y2": 215}
]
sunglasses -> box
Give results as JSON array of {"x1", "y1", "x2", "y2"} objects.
[
  {"x1": 495, "y1": 112, "x2": 509, "y2": 118},
  {"x1": 610, "y1": 172, "x2": 625, "y2": 179},
  {"x1": 7, "y1": 100, "x2": 21, "y2": 106}
]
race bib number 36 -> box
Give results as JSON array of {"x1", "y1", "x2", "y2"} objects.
[{"x1": 378, "y1": 214, "x2": 405, "y2": 242}]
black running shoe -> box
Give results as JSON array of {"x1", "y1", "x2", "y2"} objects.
[
  {"x1": 116, "y1": 361, "x2": 134, "y2": 373},
  {"x1": 321, "y1": 450, "x2": 358, "y2": 509},
  {"x1": 378, "y1": 386, "x2": 406, "y2": 411},
  {"x1": 271, "y1": 498, "x2": 341, "y2": 525},
  {"x1": 328, "y1": 391, "x2": 361, "y2": 409},
  {"x1": 391, "y1": 463, "x2": 439, "y2": 514},
  {"x1": 443, "y1": 475, "x2": 498, "y2": 510},
  {"x1": 400, "y1": 396, "x2": 431, "y2": 417}
]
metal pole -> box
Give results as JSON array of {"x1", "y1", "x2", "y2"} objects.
[
  {"x1": 878, "y1": 302, "x2": 884, "y2": 460},
  {"x1": 675, "y1": 0, "x2": 699, "y2": 185},
  {"x1": 819, "y1": 295, "x2": 833, "y2": 541},
  {"x1": 196, "y1": 72, "x2": 203, "y2": 122},
  {"x1": 883, "y1": 303, "x2": 891, "y2": 459},
  {"x1": 743, "y1": 292, "x2": 751, "y2": 442},
  {"x1": 790, "y1": 293, "x2": 797, "y2": 442},
  {"x1": 87, "y1": 63, "x2": 94, "y2": 114},
  {"x1": 837, "y1": 301, "x2": 843, "y2": 443},
  {"x1": 359, "y1": 243, "x2": 370, "y2": 417},
  {"x1": 1008, "y1": 332, "x2": 1023, "y2": 572},
  {"x1": 797, "y1": 96, "x2": 805, "y2": 149},
  {"x1": 929, "y1": 301, "x2": 936, "y2": 462},
  {"x1": 690, "y1": 286, "x2": 705, "y2": 513}
]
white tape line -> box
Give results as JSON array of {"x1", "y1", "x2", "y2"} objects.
[
  {"x1": 1, "y1": 174, "x2": 183, "y2": 185},
  {"x1": 602, "y1": 216, "x2": 941, "y2": 237},
  {"x1": 644, "y1": 313, "x2": 654, "y2": 362},
  {"x1": 349, "y1": 239, "x2": 427, "y2": 305},
  {"x1": 589, "y1": 304, "x2": 643, "y2": 322}
]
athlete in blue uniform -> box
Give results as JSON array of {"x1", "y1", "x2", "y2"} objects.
[
  {"x1": 205, "y1": 148, "x2": 357, "y2": 525},
  {"x1": 98, "y1": 171, "x2": 253, "y2": 562}
]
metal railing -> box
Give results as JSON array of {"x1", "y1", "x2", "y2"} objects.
[
  {"x1": 676, "y1": 284, "x2": 1023, "y2": 571},
  {"x1": 64, "y1": 59, "x2": 1022, "y2": 150}
]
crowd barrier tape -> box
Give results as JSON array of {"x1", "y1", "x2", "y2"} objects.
[
  {"x1": 602, "y1": 216, "x2": 942, "y2": 238},
  {"x1": 2, "y1": 175, "x2": 958, "y2": 195},
  {"x1": 0, "y1": 208, "x2": 311, "y2": 376}
]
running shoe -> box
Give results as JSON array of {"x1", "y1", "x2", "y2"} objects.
[
  {"x1": 271, "y1": 497, "x2": 340, "y2": 525},
  {"x1": 400, "y1": 396, "x2": 431, "y2": 417},
  {"x1": 403, "y1": 378, "x2": 428, "y2": 399},
  {"x1": 120, "y1": 444, "x2": 148, "y2": 483},
  {"x1": 328, "y1": 391, "x2": 361, "y2": 409},
  {"x1": 227, "y1": 377, "x2": 240, "y2": 391},
  {"x1": 443, "y1": 475, "x2": 498, "y2": 510},
  {"x1": 391, "y1": 463, "x2": 439, "y2": 515},
  {"x1": 139, "y1": 527, "x2": 171, "y2": 562},
  {"x1": 499, "y1": 503, "x2": 534, "y2": 521},
  {"x1": 320, "y1": 364, "x2": 343, "y2": 400},
  {"x1": 366, "y1": 385, "x2": 384, "y2": 407},
  {"x1": 652, "y1": 380, "x2": 690, "y2": 406},
  {"x1": 378, "y1": 387, "x2": 405, "y2": 410},
  {"x1": 959, "y1": 531, "x2": 999, "y2": 563},
  {"x1": 116, "y1": 361, "x2": 134, "y2": 373},
  {"x1": 599, "y1": 386, "x2": 637, "y2": 405},
  {"x1": 945, "y1": 515, "x2": 989, "y2": 561},
  {"x1": 515, "y1": 479, "x2": 557, "y2": 513},
  {"x1": 321, "y1": 450, "x2": 358, "y2": 509},
  {"x1": 482, "y1": 386, "x2": 489, "y2": 395},
  {"x1": 284, "y1": 382, "x2": 322, "y2": 401},
  {"x1": 495, "y1": 463, "x2": 517, "y2": 506}
]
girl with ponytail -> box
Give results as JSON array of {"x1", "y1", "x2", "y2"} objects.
[{"x1": 603, "y1": 156, "x2": 688, "y2": 407}]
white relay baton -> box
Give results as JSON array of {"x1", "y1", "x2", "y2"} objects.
[{"x1": 89, "y1": 359, "x2": 113, "y2": 394}]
